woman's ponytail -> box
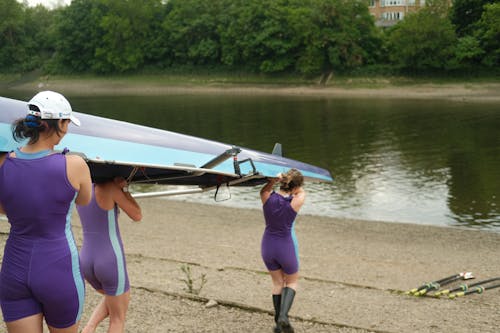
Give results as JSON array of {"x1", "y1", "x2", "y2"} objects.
[
  {"x1": 12, "y1": 105, "x2": 61, "y2": 144},
  {"x1": 279, "y1": 168, "x2": 304, "y2": 193}
]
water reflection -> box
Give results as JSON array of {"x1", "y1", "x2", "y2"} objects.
[{"x1": 1, "y1": 91, "x2": 499, "y2": 230}]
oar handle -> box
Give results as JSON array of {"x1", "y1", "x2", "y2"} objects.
[
  {"x1": 448, "y1": 291, "x2": 465, "y2": 299},
  {"x1": 414, "y1": 282, "x2": 440, "y2": 296},
  {"x1": 406, "y1": 272, "x2": 473, "y2": 296},
  {"x1": 411, "y1": 274, "x2": 458, "y2": 293},
  {"x1": 433, "y1": 289, "x2": 451, "y2": 297}
]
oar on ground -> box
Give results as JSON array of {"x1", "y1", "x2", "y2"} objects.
[
  {"x1": 433, "y1": 277, "x2": 500, "y2": 298},
  {"x1": 406, "y1": 272, "x2": 474, "y2": 296},
  {"x1": 448, "y1": 279, "x2": 500, "y2": 299}
]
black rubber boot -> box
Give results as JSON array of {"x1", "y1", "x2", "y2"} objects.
[
  {"x1": 272, "y1": 294, "x2": 282, "y2": 332},
  {"x1": 277, "y1": 287, "x2": 296, "y2": 333}
]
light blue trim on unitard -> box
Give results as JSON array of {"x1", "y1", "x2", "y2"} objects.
[
  {"x1": 14, "y1": 148, "x2": 51, "y2": 159},
  {"x1": 65, "y1": 193, "x2": 85, "y2": 321},
  {"x1": 291, "y1": 220, "x2": 300, "y2": 269},
  {"x1": 108, "y1": 208, "x2": 126, "y2": 295}
]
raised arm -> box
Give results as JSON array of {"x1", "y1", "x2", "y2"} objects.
[
  {"x1": 111, "y1": 177, "x2": 142, "y2": 222},
  {"x1": 290, "y1": 187, "x2": 306, "y2": 213},
  {"x1": 260, "y1": 175, "x2": 280, "y2": 205}
]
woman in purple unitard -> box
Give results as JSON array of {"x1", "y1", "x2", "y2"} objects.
[
  {"x1": 77, "y1": 177, "x2": 142, "y2": 333},
  {"x1": 260, "y1": 169, "x2": 305, "y2": 333},
  {"x1": 0, "y1": 91, "x2": 92, "y2": 333}
]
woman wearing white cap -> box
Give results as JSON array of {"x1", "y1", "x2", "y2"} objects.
[{"x1": 0, "y1": 91, "x2": 92, "y2": 333}]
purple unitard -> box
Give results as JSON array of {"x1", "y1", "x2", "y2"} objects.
[
  {"x1": 0, "y1": 149, "x2": 84, "y2": 328},
  {"x1": 76, "y1": 185, "x2": 129, "y2": 296},
  {"x1": 261, "y1": 192, "x2": 299, "y2": 275}
]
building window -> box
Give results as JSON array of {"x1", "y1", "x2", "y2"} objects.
[
  {"x1": 382, "y1": 11, "x2": 405, "y2": 21},
  {"x1": 384, "y1": 0, "x2": 404, "y2": 5},
  {"x1": 369, "y1": 0, "x2": 375, "y2": 7}
]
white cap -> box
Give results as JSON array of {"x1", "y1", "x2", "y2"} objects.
[{"x1": 27, "y1": 91, "x2": 80, "y2": 126}]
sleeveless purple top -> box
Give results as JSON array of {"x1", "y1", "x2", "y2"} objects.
[
  {"x1": 77, "y1": 185, "x2": 120, "y2": 234},
  {"x1": 263, "y1": 192, "x2": 297, "y2": 238},
  {"x1": 0, "y1": 150, "x2": 77, "y2": 239}
]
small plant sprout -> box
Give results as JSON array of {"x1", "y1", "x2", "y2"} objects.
[{"x1": 179, "y1": 264, "x2": 207, "y2": 295}]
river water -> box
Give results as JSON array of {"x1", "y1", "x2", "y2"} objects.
[{"x1": 3, "y1": 91, "x2": 499, "y2": 231}]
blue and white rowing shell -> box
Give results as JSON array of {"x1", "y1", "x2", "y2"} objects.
[{"x1": 0, "y1": 96, "x2": 333, "y2": 187}]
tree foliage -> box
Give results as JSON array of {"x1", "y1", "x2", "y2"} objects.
[
  {"x1": 475, "y1": 2, "x2": 500, "y2": 67},
  {"x1": 449, "y1": 0, "x2": 497, "y2": 37},
  {"x1": 0, "y1": 0, "x2": 57, "y2": 72},
  {"x1": 218, "y1": 0, "x2": 299, "y2": 72},
  {"x1": 162, "y1": 0, "x2": 221, "y2": 66},
  {"x1": 0, "y1": 0, "x2": 26, "y2": 71},
  {"x1": 0, "y1": 0, "x2": 498, "y2": 75},
  {"x1": 52, "y1": 0, "x2": 105, "y2": 72},
  {"x1": 386, "y1": 0, "x2": 457, "y2": 72}
]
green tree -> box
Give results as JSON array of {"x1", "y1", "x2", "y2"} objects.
[
  {"x1": 0, "y1": 0, "x2": 26, "y2": 71},
  {"x1": 218, "y1": 0, "x2": 380, "y2": 75},
  {"x1": 218, "y1": 0, "x2": 299, "y2": 73},
  {"x1": 53, "y1": 0, "x2": 106, "y2": 72},
  {"x1": 454, "y1": 35, "x2": 484, "y2": 66},
  {"x1": 475, "y1": 2, "x2": 500, "y2": 67},
  {"x1": 449, "y1": 0, "x2": 496, "y2": 37},
  {"x1": 54, "y1": 0, "x2": 163, "y2": 74},
  {"x1": 161, "y1": 0, "x2": 222, "y2": 67},
  {"x1": 94, "y1": 0, "x2": 163, "y2": 73},
  {"x1": 24, "y1": 5, "x2": 57, "y2": 71},
  {"x1": 386, "y1": 0, "x2": 457, "y2": 72},
  {"x1": 291, "y1": 0, "x2": 381, "y2": 75}
]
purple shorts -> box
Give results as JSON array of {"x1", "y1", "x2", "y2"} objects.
[
  {"x1": 261, "y1": 233, "x2": 299, "y2": 275},
  {"x1": 0, "y1": 237, "x2": 84, "y2": 328},
  {"x1": 80, "y1": 232, "x2": 130, "y2": 296}
]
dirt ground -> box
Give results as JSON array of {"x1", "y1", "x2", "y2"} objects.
[{"x1": 2, "y1": 198, "x2": 498, "y2": 333}]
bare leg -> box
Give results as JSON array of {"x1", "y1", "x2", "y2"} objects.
[
  {"x1": 283, "y1": 272, "x2": 299, "y2": 290},
  {"x1": 105, "y1": 290, "x2": 130, "y2": 333},
  {"x1": 47, "y1": 321, "x2": 80, "y2": 333},
  {"x1": 269, "y1": 269, "x2": 285, "y2": 294},
  {"x1": 6, "y1": 313, "x2": 43, "y2": 333},
  {"x1": 82, "y1": 297, "x2": 109, "y2": 333}
]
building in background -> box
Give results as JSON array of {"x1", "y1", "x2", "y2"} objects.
[{"x1": 368, "y1": 0, "x2": 426, "y2": 27}]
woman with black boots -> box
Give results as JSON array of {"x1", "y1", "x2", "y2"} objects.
[{"x1": 260, "y1": 169, "x2": 305, "y2": 333}]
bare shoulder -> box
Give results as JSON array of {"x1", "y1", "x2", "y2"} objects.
[
  {"x1": 65, "y1": 153, "x2": 87, "y2": 165},
  {"x1": 65, "y1": 154, "x2": 90, "y2": 173}
]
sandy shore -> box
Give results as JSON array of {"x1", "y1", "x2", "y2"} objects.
[
  {"x1": 2, "y1": 199, "x2": 498, "y2": 332},
  {"x1": 4, "y1": 78, "x2": 500, "y2": 103}
]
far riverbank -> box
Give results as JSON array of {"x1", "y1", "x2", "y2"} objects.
[{"x1": 1, "y1": 75, "x2": 500, "y2": 103}]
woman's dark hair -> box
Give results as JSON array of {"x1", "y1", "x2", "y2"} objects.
[
  {"x1": 12, "y1": 105, "x2": 66, "y2": 144},
  {"x1": 279, "y1": 168, "x2": 304, "y2": 193}
]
